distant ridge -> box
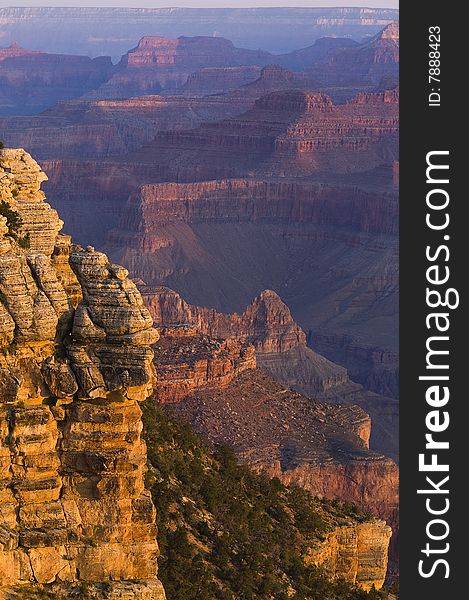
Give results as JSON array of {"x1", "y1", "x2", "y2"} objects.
[{"x1": 0, "y1": 6, "x2": 398, "y2": 57}]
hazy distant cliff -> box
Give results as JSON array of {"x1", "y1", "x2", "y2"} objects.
[{"x1": 0, "y1": 7, "x2": 398, "y2": 57}]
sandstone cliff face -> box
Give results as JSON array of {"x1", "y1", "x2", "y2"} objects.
[
  {"x1": 0, "y1": 149, "x2": 165, "y2": 598},
  {"x1": 143, "y1": 287, "x2": 306, "y2": 354},
  {"x1": 306, "y1": 520, "x2": 392, "y2": 591}
]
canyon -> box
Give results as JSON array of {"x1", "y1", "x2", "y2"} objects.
[
  {"x1": 0, "y1": 11, "x2": 400, "y2": 597},
  {"x1": 142, "y1": 286, "x2": 398, "y2": 463},
  {"x1": 0, "y1": 21, "x2": 399, "y2": 118},
  {"x1": 31, "y1": 87, "x2": 398, "y2": 247},
  {"x1": 85, "y1": 36, "x2": 272, "y2": 100},
  {"x1": 0, "y1": 65, "x2": 320, "y2": 161},
  {"x1": 0, "y1": 150, "x2": 395, "y2": 595},
  {"x1": 152, "y1": 329, "x2": 399, "y2": 565},
  {"x1": 306, "y1": 23, "x2": 399, "y2": 99},
  {"x1": 1, "y1": 84, "x2": 400, "y2": 462},
  {"x1": 102, "y1": 175, "x2": 398, "y2": 415}
]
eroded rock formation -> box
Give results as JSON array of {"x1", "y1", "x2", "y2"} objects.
[
  {"x1": 87, "y1": 35, "x2": 273, "y2": 100},
  {"x1": 154, "y1": 326, "x2": 255, "y2": 403},
  {"x1": 0, "y1": 95, "x2": 253, "y2": 161},
  {"x1": 142, "y1": 285, "x2": 398, "y2": 461},
  {"x1": 126, "y1": 88, "x2": 398, "y2": 179},
  {"x1": 0, "y1": 47, "x2": 114, "y2": 116},
  {"x1": 305, "y1": 520, "x2": 392, "y2": 591},
  {"x1": 170, "y1": 368, "x2": 398, "y2": 555},
  {"x1": 0, "y1": 149, "x2": 165, "y2": 598},
  {"x1": 307, "y1": 22, "x2": 399, "y2": 93}
]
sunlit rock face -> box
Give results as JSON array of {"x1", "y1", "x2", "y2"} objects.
[{"x1": 0, "y1": 149, "x2": 165, "y2": 599}]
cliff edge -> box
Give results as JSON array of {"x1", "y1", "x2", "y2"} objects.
[{"x1": 0, "y1": 149, "x2": 165, "y2": 598}]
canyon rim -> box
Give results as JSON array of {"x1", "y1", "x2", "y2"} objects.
[{"x1": 0, "y1": 7, "x2": 399, "y2": 600}]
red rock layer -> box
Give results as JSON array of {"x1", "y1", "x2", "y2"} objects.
[
  {"x1": 88, "y1": 35, "x2": 274, "y2": 99},
  {"x1": 141, "y1": 285, "x2": 398, "y2": 461},
  {"x1": 153, "y1": 326, "x2": 256, "y2": 403},
  {"x1": 128, "y1": 88, "x2": 398, "y2": 178},
  {"x1": 33, "y1": 87, "x2": 398, "y2": 246},
  {"x1": 112, "y1": 178, "x2": 398, "y2": 246},
  {"x1": 143, "y1": 287, "x2": 305, "y2": 354},
  {"x1": 170, "y1": 369, "x2": 398, "y2": 547}
]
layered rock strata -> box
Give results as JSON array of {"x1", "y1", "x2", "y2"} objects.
[
  {"x1": 87, "y1": 35, "x2": 273, "y2": 100},
  {"x1": 153, "y1": 326, "x2": 256, "y2": 403},
  {"x1": 127, "y1": 88, "x2": 399, "y2": 179},
  {"x1": 33, "y1": 87, "x2": 398, "y2": 247},
  {"x1": 142, "y1": 285, "x2": 398, "y2": 461},
  {"x1": 170, "y1": 369, "x2": 398, "y2": 551},
  {"x1": 0, "y1": 95, "x2": 253, "y2": 161},
  {"x1": 305, "y1": 520, "x2": 392, "y2": 591},
  {"x1": 105, "y1": 177, "x2": 398, "y2": 350},
  {"x1": 0, "y1": 149, "x2": 165, "y2": 598}
]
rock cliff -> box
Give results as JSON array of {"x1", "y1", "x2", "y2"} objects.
[
  {"x1": 170, "y1": 368, "x2": 398, "y2": 554},
  {"x1": 87, "y1": 36, "x2": 273, "y2": 100},
  {"x1": 308, "y1": 22, "x2": 399, "y2": 90},
  {"x1": 305, "y1": 520, "x2": 392, "y2": 591},
  {"x1": 0, "y1": 149, "x2": 165, "y2": 598},
  {"x1": 0, "y1": 65, "x2": 319, "y2": 163},
  {"x1": 153, "y1": 326, "x2": 256, "y2": 403},
  {"x1": 142, "y1": 285, "x2": 399, "y2": 461},
  {"x1": 0, "y1": 47, "x2": 114, "y2": 116},
  {"x1": 126, "y1": 88, "x2": 398, "y2": 179},
  {"x1": 104, "y1": 176, "x2": 398, "y2": 352}
]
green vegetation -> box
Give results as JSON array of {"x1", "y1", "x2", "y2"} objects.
[
  {"x1": 142, "y1": 402, "x2": 390, "y2": 600},
  {"x1": 19, "y1": 231, "x2": 31, "y2": 248},
  {"x1": 0, "y1": 200, "x2": 23, "y2": 239}
]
